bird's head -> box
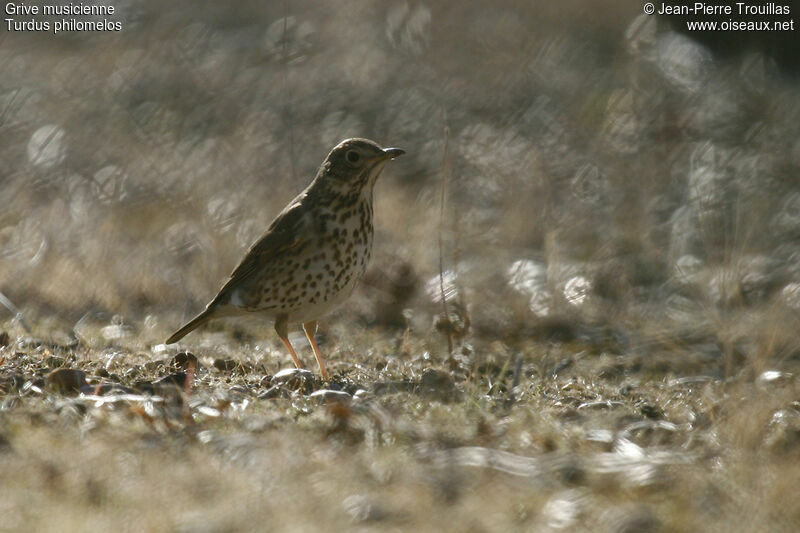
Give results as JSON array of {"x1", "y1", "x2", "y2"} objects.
[{"x1": 316, "y1": 138, "x2": 404, "y2": 193}]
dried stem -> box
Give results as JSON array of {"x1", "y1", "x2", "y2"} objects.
[
  {"x1": 282, "y1": 1, "x2": 296, "y2": 184},
  {"x1": 438, "y1": 122, "x2": 453, "y2": 355}
]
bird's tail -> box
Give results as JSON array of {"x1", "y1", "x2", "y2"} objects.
[{"x1": 165, "y1": 308, "x2": 214, "y2": 344}]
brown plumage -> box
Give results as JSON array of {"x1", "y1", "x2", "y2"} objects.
[{"x1": 166, "y1": 138, "x2": 404, "y2": 380}]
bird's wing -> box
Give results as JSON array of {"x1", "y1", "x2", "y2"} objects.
[{"x1": 211, "y1": 199, "x2": 310, "y2": 305}]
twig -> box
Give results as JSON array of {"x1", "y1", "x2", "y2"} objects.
[
  {"x1": 182, "y1": 358, "x2": 197, "y2": 424},
  {"x1": 282, "y1": 1, "x2": 296, "y2": 184},
  {"x1": 438, "y1": 121, "x2": 453, "y2": 355}
]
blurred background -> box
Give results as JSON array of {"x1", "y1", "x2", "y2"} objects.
[{"x1": 1, "y1": 0, "x2": 799, "y2": 368}]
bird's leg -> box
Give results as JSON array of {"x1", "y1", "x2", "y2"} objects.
[
  {"x1": 275, "y1": 315, "x2": 303, "y2": 369},
  {"x1": 303, "y1": 320, "x2": 329, "y2": 381}
]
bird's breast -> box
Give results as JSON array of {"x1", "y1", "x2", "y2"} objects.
[
  {"x1": 230, "y1": 198, "x2": 375, "y2": 320},
  {"x1": 275, "y1": 199, "x2": 373, "y2": 313},
  {"x1": 315, "y1": 199, "x2": 374, "y2": 280}
]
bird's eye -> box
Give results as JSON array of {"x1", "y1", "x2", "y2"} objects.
[{"x1": 345, "y1": 150, "x2": 361, "y2": 164}]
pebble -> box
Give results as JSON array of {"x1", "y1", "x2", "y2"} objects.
[
  {"x1": 419, "y1": 368, "x2": 458, "y2": 401},
  {"x1": 213, "y1": 358, "x2": 238, "y2": 372},
  {"x1": 353, "y1": 388, "x2": 369, "y2": 401},
  {"x1": 45, "y1": 368, "x2": 87, "y2": 394},
  {"x1": 171, "y1": 351, "x2": 199, "y2": 370},
  {"x1": 309, "y1": 389, "x2": 352, "y2": 404},
  {"x1": 271, "y1": 368, "x2": 313, "y2": 389}
]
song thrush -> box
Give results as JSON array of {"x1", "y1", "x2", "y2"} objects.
[{"x1": 166, "y1": 138, "x2": 405, "y2": 381}]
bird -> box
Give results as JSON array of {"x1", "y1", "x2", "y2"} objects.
[{"x1": 165, "y1": 138, "x2": 405, "y2": 381}]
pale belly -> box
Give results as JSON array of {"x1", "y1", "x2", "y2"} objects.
[{"x1": 283, "y1": 271, "x2": 362, "y2": 323}]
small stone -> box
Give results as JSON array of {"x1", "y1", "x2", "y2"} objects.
[
  {"x1": 213, "y1": 358, "x2": 238, "y2": 372},
  {"x1": 45, "y1": 368, "x2": 87, "y2": 394},
  {"x1": 309, "y1": 389, "x2": 352, "y2": 404},
  {"x1": 353, "y1": 389, "x2": 369, "y2": 400},
  {"x1": 639, "y1": 404, "x2": 663, "y2": 419},
  {"x1": 419, "y1": 368, "x2": 458, "y2": 401},
  {"x1": 0, "y1": 331, "x2": 9, "y2": 347},
  {"x1": 420, "y1": 368, "x2": 453, "y2": 388},
  {"x1": 757, "y1": 370, "x2": 793, "y2": 386},
  {"x1": 765, "y1": 409, "x2": 800, "y2": 453},
  {"x1": 270, "y1": 368, "x2": 313, "y2": 391},
  {"x1": 272, "y1": 368, "x2": 311, "y2": 380},
  {"x1": 171, "y1": 352, "x2": 199, "y2": 370},
  {"x1": 228, "y1": 385, "x2": 249, "y2": 396}
]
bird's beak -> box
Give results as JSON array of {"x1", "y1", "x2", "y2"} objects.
[{"x1": 381, "y1": 147, "x2": 405, "y2": 160}]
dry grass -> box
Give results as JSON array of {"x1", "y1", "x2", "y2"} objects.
[
  {"x1": 1, "y1": 0, "x2": 800, "y2": 531},
  {"x1": 1, "y1": 323, "x2": 798, "y2": 532}
]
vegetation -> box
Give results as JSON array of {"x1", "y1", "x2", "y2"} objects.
[{"x1": 1, "y1": 1, "x2": 798, "y2": 531}]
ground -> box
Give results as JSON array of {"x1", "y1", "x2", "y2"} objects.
[
  {"x1": 1, "y1": 1, "x2": 800, "y2": 531},
  {"x1": 1, "y1": 319, "x2": 798, "y2": 532}
]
